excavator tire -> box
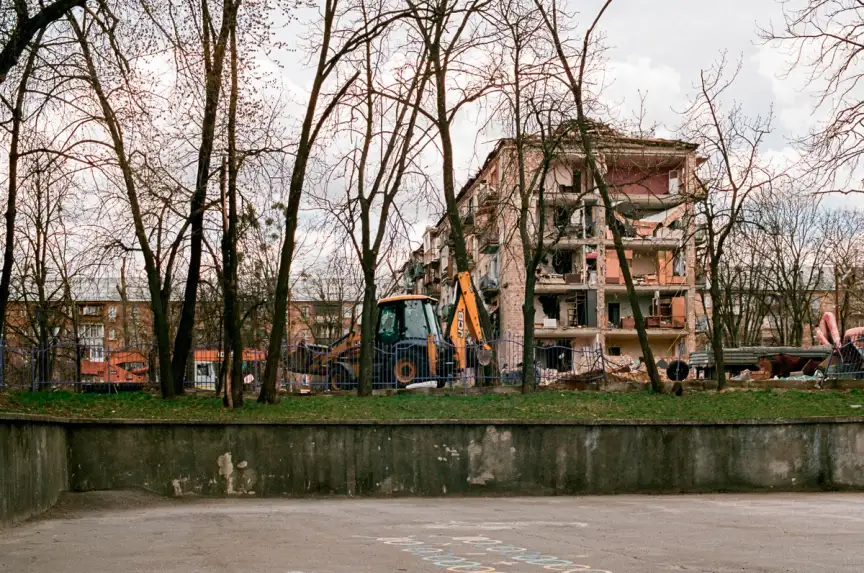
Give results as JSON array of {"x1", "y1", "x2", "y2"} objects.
[
  {"x1": 666, "y1": 360, "x2": 690, "y2": 382},
  {"x1": 394, "y1": 358, "x2": 418, "y2": 385}
]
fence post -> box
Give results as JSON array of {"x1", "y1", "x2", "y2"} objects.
[
  {"x1": 599, "y1": 343, "x2": 607, "y2": 384},
  {"x1": 30, "y1": 347, "x2": 36, "y2": 392}
]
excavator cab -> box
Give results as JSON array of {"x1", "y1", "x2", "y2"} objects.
[{"x1": 374, "y1": 295, "x2": 454, "y2": 388}]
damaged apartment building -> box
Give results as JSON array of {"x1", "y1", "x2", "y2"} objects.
[{"x1": 400, "y1": 122, "x2": 699, "y2": 368}]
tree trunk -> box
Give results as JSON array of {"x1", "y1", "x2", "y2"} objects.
[
  {"x1": 0, "y1": 0, "x2": 85, "y2": 85},
  {"x1": 521, "y1": 275, "x2": 536, "y2": 393},
  {"x1": 0, "y1": 34, "x2": 40, "y2": 339},
  {"x1": 222, "y1": 14, "x2": 244, "y2": 407},
  {"x1": 170, "y1": 0, "x2": 235, "y2": 395},
  {"x1": 357, "y1": 278, "x2": 377, "y2": 397},
  {"x1": 70, "y1": 16, "x2": 175, "y2": 397},
  {"x1": 602, "y1": 196, "x2": 662, "y2": 391},
  {"x1": 432, "y1": 60, "x2": 496, "y2": 375},
  {"x1": 709, "y1": 258, "x2": 727, "y2": 390},
  {"x1": 118, "y1": 257, "x2": 130, "y2": 347}
]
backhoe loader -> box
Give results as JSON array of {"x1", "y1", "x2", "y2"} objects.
[{"x1": 286, "y1": 272, "x2": 492, "y2": 389}]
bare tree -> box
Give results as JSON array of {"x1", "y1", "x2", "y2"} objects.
[
  {"x1": 823, "y1": 207, "x2": 864, "y2": 333},
  {"x1": 761, "y1": 1, "x2": 864, "y2": 194},
  {"x1": 0, "y1": 31, "x2": 41, "y2": 339},
  {"x1": 534, "y1": 0, "x2": 667, "y2": 391},
  {"x1": 311, "y1": 11, "x2": 432, "y2": 396},
  {"x1": 163, "y1": 0, "x2": 239, "y2": 396},
  {"x1": 258, "y1": 0, "x2": 406, "y2": 403},
  {"x1": 752, "y1": 185, "x2": 828, "y2": 346},
  {"x1": 401, "y1": 0, "x2": 500, "y2": 344},
  {"x1": 487, "y1": 0, "x2": 580, "y2": 392},
  {"x1": 68, "y1": 9, "x2": 179, "y2": 397},
  {"x1": 10, "y1": 151, "x2": 90, "y2": 386},
  {"x1": 680, "y1": 55, "x2": 777, "y2": 389},
  {"x1": 0, "y1": 0, "x2": 87, "y2": 84},
  {"x1": 709, "y1": 222, "x2": 773, "y2": 347}
]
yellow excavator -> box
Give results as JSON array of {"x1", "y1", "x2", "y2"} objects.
[{"x1": 287, "y1": 272, "x2": 492, "y2": 389}]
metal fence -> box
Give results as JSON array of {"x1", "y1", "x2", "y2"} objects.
[
  {"x1": 823, "y1": 336, "x2": 864, "y2": 380},
  {"x1": 0, "y1": 336, "x2": 608, "y2": 393}
]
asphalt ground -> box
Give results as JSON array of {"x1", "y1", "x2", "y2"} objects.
[{"x1": 1, "y1": 491, "x2": 862, "y2": 572}]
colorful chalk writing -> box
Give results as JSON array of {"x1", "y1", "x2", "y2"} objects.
[{"x1": 356, "y1": 535, "x2": 613, "y2": 573}]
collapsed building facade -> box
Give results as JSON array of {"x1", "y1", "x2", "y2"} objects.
[{"x1": 401, "y1": 123, "x2": 700, "y2": 367}]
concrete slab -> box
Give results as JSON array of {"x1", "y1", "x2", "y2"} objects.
[{"x1": 1, "y1": 492, "x2": 862, "y2": 573}]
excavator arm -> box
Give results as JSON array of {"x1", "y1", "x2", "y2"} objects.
[{"x1": 447, "y1": 271, "x2": 492, "y2": 369}]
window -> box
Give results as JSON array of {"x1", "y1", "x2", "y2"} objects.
[
  {"x1": 608, "y1": 346, "x2": 622, "y2": 356},
  {"x1": 552, "y1": 250, "x2": 573, "y2": 275},
  {"x1": 423, "y1": 302, "x2": 441, "y2": 337},
  {"x1": 608, "y1": 303, "x2": 621, "y2": 328},
  {"x1": 571, "y1": 168, "x2": 582, "y2": 193},
  {"x1": 196, "y1": 363, "x2": 211, "y2": 378},
  {"x1": 81, "y1": 305, "x2": 101, "y2": 316},
  {"x1": 377, "y1": 305, "x2": 399, "y2": 344},
  {"x1": 300, "y1": 305, "x2": 309, "y2": 318},
  {"x1": 89, "y1": 346, "x2": 104, "y2": 362},
  {"x1": 553, "y1": 206, "x2": 573, "y2": 232},
  {"x1": 131, "y1": 306, "x2": 140, "y2": 319},
  {"x1": 403, "y1": 300, "x2": 431, "y2": 339},
  {"x1": 79, "y1": 324, "x2": 105, "y2": 340},
  {"x1": 673, "y1": 251, "x2": 686, "y2": 277},
  {"x1": 109, "y1": 328, "x2": 117, "y2": 341},
  {"x1": 342, "y1": 304, "x2": 354, "y2": 319},
  {"x1": 489, "y1": 252, "x2": 500, "y2": 282},
  {"x1": 108, "y1": 306, "x2": 117, "y2": 321},
  {"x1": 668, "y1": 170, "x2": 680, "y2": 194}
]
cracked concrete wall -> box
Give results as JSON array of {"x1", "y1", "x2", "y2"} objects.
[
  {"x1": 3, "y1": 415, "x2": 864, "y2": 517},
  {"x1": 0, "y1": 420, "x2": 68, "y2": 528},
  {"x1": 63, "y1": 420, "x2": 864, "y2": 497}
]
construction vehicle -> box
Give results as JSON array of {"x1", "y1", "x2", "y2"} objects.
[{"x1": 286, "y1": 272, "x2": 492, "y2": 390}]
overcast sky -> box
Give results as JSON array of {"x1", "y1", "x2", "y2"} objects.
[{"x1": 262, "y1": 0, "x2": 862, "y2": 266}]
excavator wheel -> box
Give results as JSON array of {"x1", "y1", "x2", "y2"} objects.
[{"x1": 394, "y1": 359, "x2": 418, "y2": 385}]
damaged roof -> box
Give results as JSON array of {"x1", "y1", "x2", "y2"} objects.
[{"x1": 431, "y1": 119, "x2": 698, "y2": 228}]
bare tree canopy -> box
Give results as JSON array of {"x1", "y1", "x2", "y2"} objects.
[{"x1": 761, "y1": 0, "x2": 864, "y2": 193}]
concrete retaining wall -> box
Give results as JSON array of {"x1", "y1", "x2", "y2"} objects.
[
  {"x1": 0, "y1": 418, "x2": 68, "y2": 527},
  {"x1": 2, "y1": 416, "x2": 864, "y2": 523},
  {"x1": 66, "y1": 419, "x2": 864, "y2": 497}
]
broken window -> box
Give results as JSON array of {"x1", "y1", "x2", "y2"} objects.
[
  {"x1": 559, "y1": 168, "x2": 582, "y2": 194},
  {"x1": 673, "y1": 250, "x2": 686, "y2": 276},
  {"x1": 553, "y1": 206, "x2": 573, "y2": 232},
  {"x1": 584, "y1": 206, "x2": 595, "y2": 237},
  {"x1": 608, "y1": 346, "x2": 622, "y2": 356},
  {"x1": 551, "y1": 250, "x2": 573, "y2": 275},
  {"x1": 567, "y1": 292, "x2": 588, "y2": 327},
  {"x1": 538, "y1": 295, "x2": 560, "y2": 320},
  {"x1": 607, "y1": 213, "x2": 635, "y2": 238},
  {"x1": 608, "y1": 302, "x2": 621, "y2": 328}
]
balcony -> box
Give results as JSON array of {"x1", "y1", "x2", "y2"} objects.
[
  {"x1": 477, "y1": 185, "x2": 499, "y2": 211},
  {"x1": 480, "y1": 274, "x2": 499, "y2": 294},
  {"x1": 606, "y1": 296, "x2": 687, "y2": 332},
  {"x1": 423, "y1": 268, "x2": 440, "y2": 286},
  {"x1": 461, "y1": 209, "x2": 474, "y2": 228},
  {"x1": 479, "y1": 226, "x2": 500, "y2": 253}
]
